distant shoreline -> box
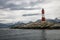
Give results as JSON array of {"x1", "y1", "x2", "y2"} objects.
[{"x1": 10, "y1": 26, "x2": 60, "y2": 29}]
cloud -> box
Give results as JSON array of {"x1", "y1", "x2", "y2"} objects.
[
  {"x1": 10, "y1": 8, "x2": 41, "y2": 10},
  {"x1": 43, "y1": 0, "x2": 60, "y2": 19},
  {"x1": 22, "y1": 13, "x2": 40, "y2": 16},
  {"x1": 0, "y1": 0, "x2": 44, "y2": 10},
  {"x1": 0, "y1": 0, "x2": 60, "y2": 23},
  {"x1": 0, "y1": 9, "x2": 40, "y2": 23}
]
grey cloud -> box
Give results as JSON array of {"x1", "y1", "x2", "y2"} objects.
[
  {"x1": 0, "y1": 0, "x2": 44, "y2": 10},
  {"x1": 10, "y1": 8, "x2": 41, "y2": 10},
  {"x1": 22, "y1": 13, "x2": 40, "y2": 16},
  {"x1": 0, "y1": 13, "x2": 5, "y2": 16},
  {"x1": 0, "y1": 16, "x2": 16, "y2": 19},
  {"x1": 29, "y1": 0, "x2": 44, "y2": 6},
  {"x1": 0, "y1": 17, "x2": 15, "y2": 19},
  {"x1": 0, "y1": 20, "x2": 5, "y2": 22},
  {"x1": 0, "y1": 0, "x2": 9, "y2": 8}
]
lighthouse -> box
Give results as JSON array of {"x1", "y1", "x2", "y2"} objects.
[
  {"x1": 40, "y1": 8, "x2": 47, "y2": 27},
  {"x1": 41, "y1": 8, "x2": 46, "y2": 22}
]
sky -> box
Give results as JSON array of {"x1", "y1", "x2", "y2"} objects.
[{"x1": 0, "y1": 0, "x2": 60, "y2": 23}]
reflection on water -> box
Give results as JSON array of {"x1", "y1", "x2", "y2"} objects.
[
  {"x1": 0, "y1": 28, "x2": 60, "y2": 40},
  {"x1": 41, "y1": 30, "x2": 47, "y2": 40}
]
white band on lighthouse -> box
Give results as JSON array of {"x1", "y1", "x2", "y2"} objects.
[{"x1": 42, "y1": 14, "x2": 45, "y2": 17}]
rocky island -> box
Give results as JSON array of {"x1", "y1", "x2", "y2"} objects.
[{"x1": 10, "y1": 20, "x2": 60, "y2": 29}]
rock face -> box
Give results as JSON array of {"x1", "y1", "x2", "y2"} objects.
[{"x1": 22, "y1": 21, "x2": 55, "y2": 27}]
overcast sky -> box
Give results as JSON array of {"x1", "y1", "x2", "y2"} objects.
[{"x1": 0, "y1": 0, "x2": 60, "y2": 23}]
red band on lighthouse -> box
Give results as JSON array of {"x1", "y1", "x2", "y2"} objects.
[{"x1": 42, "y1": 8, "x2": 44, "y2": 14}]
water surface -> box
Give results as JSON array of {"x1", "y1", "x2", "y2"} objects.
[{"x1": 0, "y1": 28, "x2": 60, "y2": 40}]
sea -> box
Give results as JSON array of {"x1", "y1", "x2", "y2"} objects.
[{"x1": 0, "y1": 28, "x2": 60, "y2": 40}]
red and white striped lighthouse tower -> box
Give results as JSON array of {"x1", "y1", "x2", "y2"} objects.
[{"x1": 41, "y1": 8, "x2": 46, "y2": 22}]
